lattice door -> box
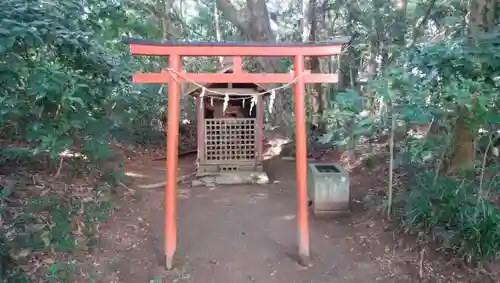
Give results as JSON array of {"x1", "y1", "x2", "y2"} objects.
[{"x1": 204, "y1": 118, "x2": 257, "y2": 163}]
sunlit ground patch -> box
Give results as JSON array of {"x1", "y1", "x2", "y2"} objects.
[{"x1": 124, "y1": 171, "x2": 147, "y2": 178}]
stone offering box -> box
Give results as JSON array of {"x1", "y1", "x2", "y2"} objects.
[{"x1": 307, "y1": 163, "x2": 350, "y2": 216}]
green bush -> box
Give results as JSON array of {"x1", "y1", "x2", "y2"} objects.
[
  {"x1": 0, "y1": 0, "x2": 139, "y2": 280},
  {"x1": 400, "y1": 170, "x2": 500, "y2": 263}
]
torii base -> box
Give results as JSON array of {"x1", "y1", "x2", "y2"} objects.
[{"x1": 165, "y1": 255, "x2": 173, "y2": 270}]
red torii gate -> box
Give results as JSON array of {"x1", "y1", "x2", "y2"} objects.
[{"x1": 122, "y1": 37, "x2": 349, "y2": 269}]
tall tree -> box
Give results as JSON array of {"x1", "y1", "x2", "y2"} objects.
[
  {"x1": 307, "y1": 0, "x2": 328, "y2": 132},
  {"x1": 448, "y1": 0, "x2": 497, "y2": 172}
]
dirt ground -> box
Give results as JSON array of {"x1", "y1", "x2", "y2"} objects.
[{"x1": 79, "y1": 149, "x2": 490, "y2": 283}]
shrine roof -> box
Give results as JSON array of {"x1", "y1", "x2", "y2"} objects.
[
  {"x1": 183, "y1": 65, "x2": 269, "y2": 97},
  {"x1": 122, "y1": 37, "x2": 351, "y2": 47}
]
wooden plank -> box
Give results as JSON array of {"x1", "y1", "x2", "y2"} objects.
[{"x1": 132, "y1": 72, "x2": 338, "y2": 85}]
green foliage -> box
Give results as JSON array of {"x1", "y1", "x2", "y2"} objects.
[
  {"x1": 383, "y1": 33, "x2": 500, "y2": 263},
  {"x1": 400, "y1": 169, "x2": 500, "y2": 263},
  {"x1": 0, "y1": 0, "x2": 127, "y2": 160},
  {"x1": 0, "y1": 0, "x2": 142, "y2": 280},
  {"x1": 326, "y1": 30, "x2": 500, "y2": 264},
  {"x1": 321, "y1": 89, "x2": 375, "y2": 148},
  {"x1": 0, "y1": 0, "x2": 212, "y2": 277},
  {"x1": 383, "y1": 33, "x2": 500, "y2": 125}
]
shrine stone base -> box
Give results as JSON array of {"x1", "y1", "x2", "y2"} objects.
[{"x1": 191, "y1": 171, "x2": 270, "y2": 187}]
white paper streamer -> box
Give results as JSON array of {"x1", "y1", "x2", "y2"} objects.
[
  {"x1": 269, "y1": 89, "x2": 276, "y2": 114},
  {"x1": 249, "y1": 95, "x2": 258, "y2": 115},
  {"x1": 210, "y1": 97, "x2": 214, "y2": 107},
  {"x1": 242, "y1": 98, "x2": 245, "y2": 108},
  {"x1": 222, "y1": 94, "x2": 229, "y2": 114}
]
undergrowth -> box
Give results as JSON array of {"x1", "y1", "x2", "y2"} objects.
[
  {"x1": 0, "y1": 159, "x2": 122, "y2": 282},
  {"x1": 0, "y1": 0, "x2": 153, "y2": 280},
  {"x1": 397, "y1": 168, "x2": 500, "y2": 264}
]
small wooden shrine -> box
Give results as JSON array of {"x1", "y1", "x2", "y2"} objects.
[{"x1": 184, "y1": 58, "x2": 269, "y2": 177}]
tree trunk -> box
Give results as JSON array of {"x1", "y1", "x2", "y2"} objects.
[
  {"x1": 214, "y1": 4, "x2": 224, "y2": 67},
  {"x1": 448, "y1": 107, "x2": 476, "y2": 172},
  {"x1": 366, "y1": 0, "x2": 383, "y2": 117},
  {"x1": 133, "y1": 0, "x2": 180, "y2": 127},
  {"x1": 334, "y1": 3, "x2": 358, "y2": 91},
  {"x1": 365, "y1": 0, "x2": 385, "y2": 152},
  {"x1": 216, "y1": 0, "x2": 291, "y2": 127},
  {"x1": 306, "y1": 0, "x2": 327, "y2": 132},
  {"x1": 448, "y1": 0, "x2": 496, "y2": 172},
  {"x1": 300, "y1": 0, "x2": 310, "y2": 43},
  {"x1": 394, "y1": 0, "x2": 406, "y2": 49}
]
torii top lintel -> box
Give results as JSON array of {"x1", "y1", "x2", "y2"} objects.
[{"x1": 122, "y1": 37, "x2": 350, "y2": 57}]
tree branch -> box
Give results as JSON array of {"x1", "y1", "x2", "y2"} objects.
[
  {"x1": 131, "y1": 1, "x2": 165, "y2": 22},
  {"x1": 129, "y1": 0, "x2": 178, "y2": 38},
  {"x1": 162, "y1": 0, "x2": 175, "y2": 20},
  {"x1": 216, "y1": 0, "x2": 250, "y2": 31},
  {"x1": 409, "y1": 0, "x2": 437, "y2": 47}
]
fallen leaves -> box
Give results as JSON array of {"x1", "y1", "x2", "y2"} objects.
[{"x1": 1, "y1": 169, "x2": 117, "y2": 281}]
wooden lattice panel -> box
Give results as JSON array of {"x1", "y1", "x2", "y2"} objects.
[{"x1": 204, "y1": 118, "x2": 257, "y2": 162}]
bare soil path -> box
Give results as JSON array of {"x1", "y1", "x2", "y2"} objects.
[{"x1": 80, "y1": 151, "x2": 485, "y2": 283}]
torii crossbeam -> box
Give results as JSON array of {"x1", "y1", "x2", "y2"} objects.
[{"x1": 122, "y1": 37, "x2": 349, "y2": 270}]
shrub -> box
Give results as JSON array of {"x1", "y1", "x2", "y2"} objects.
[{"x1": 400, "y1": 169, "x2": 500, "y2": 263}]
